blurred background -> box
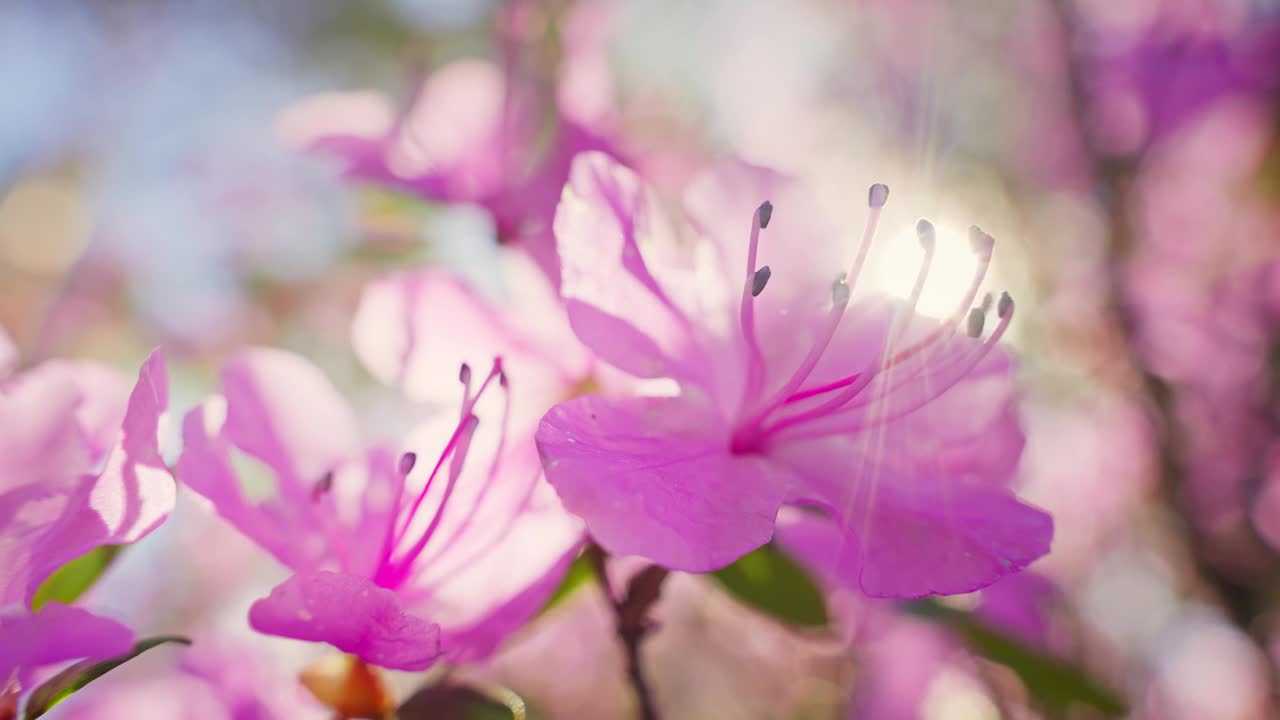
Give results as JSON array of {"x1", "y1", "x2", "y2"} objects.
[{"x1": 4, "y1": 0, "x2": 1280, "y2": 718}]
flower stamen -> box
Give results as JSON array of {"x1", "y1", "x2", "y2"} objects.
[
  {"x1": 727, "y1": 193, "x2": 1010, "y2": 455},
  {"x1": 729, "y1": 185, "x2": 889, "y2": 450},
  {"x1": 375, "y1": 357, "x2": 507, "y2": 588},
  {"x1": 738, "y1": 201, "x2": 773, "y2": 405}
]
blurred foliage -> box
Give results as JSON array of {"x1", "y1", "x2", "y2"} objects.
[
  {"x1": 710, "y1": 544, "x2": 828, "y2": 627},
  {"x1": 905, "y1": 599, "x2": 1127, "y2": 718},
  {"x1": 398, "y1": 683, "x2": 525, "y2": 720},
  {"x1": 30, "y1": 545, "x2": 119, "y2": 612},
  {"x1": 537, "y1": 551, "x2": 597, "y2": 615},
  {"x1": 23, "y1": 636, "x2": 191, "y2": 719}
]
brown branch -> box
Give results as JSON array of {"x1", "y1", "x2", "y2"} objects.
[{"x1": 586, "y1": 543, "x2": 669, "y2": 720}]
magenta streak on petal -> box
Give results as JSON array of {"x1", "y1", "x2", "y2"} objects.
[
  {"x1": 585, "y1": 157, "x2": 698, "y2": 341},
  {"x1": 419, "y1": 462, "x2": 539, "y2": 584},
  {"x1": 782, "y1": 373, "x2": 862, "y2": 404}
]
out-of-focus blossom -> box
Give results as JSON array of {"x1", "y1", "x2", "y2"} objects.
[
  {"x1": 282, "y1": 1, "x2": 622, "y2": 286},
  {"x1": 351, "y1": 247, "x2": 594, "y2": 425},
  {"x1": 0, "y1": 346, "x2": 172, "y2": 703},
  {"x1": 178, "y1": 348, "x2": 582, "y2": 670},
  {"x1": 50, "y1": 634, "x2": 328, "y2": 720},
  {"x1": 1075, "y1": 3, "x2": 1280, "y2": 156},
  {"x1": 537, "y1": 152, "x2": 1050, "y2": 596},
  {"x1": 1145, "y1": 606, "x2": 1274, "y2": 720},
  {"x1": 778, "y1": 509, "x2": 1058, "y2": 719}
]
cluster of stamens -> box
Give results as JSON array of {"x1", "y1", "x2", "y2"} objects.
[
  {"x1": 729, "y1": 184, "x2": 1014, "y2": 453},
  {"x1": 356, "y1": 357, "x2": 511, "y2": 589}
]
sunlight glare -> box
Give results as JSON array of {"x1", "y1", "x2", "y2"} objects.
[{"x1": 862, "y1": 223, "x2": 986, "y2": 319}]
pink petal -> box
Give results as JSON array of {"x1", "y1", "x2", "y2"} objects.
[
  {"x1": 15, "y1": 361, "x2": 133, "y2": 464},
  {"x1": 351, "y1": 266, "x2": 580, "y2": 426},
  {"x1": 220, "y1": 348, "x2": 361, "y2": 486},
  {"x1": 88, "y1": 349, "x2": 173, "y2": 545},
  {"x1": 0, "y1": 351, "x2": 173, "y2": 606},
  {"x1": 976, "y1": 572, "x2": 1058, "y2": 648},
  {"x1": 800, "y1": 475, "x2": 1052, "y2": 598},
  {"x1": 293, "y1": 61, "x2": 520, "y2": 205},
  {"x1": 395, "y1": 442, "x2": 585, "y2": 661},
  {"x1": 249, "y1": 571, "x2": 442, "y2": 671},
  {"x1": 683, "y1": 158, "x2": 846, "y2": 337},
  {"x1": 0, "y1": 484, "x2": 91, "y2": 606},
  {"x1": 775, "y1": 337, "x2": 1025, "y2": 517},
  {"x1": 554, "y1": 153, "x2": 706, "y2": 384},
  {"x1": 435, "y1": 538, "x2": 582, "y2": 662},
  {"x1": 850, "y1": 621, "x2": 958, "y2": 720},
  {"x1": 0, "y1": 603, "x2": 134, "y2": 690},
  {"x1": 177, "y1": 349, "x2": 364, "y2": 572},
  {"x1": 0, "y1": 366, "x2": 93, "y2": 495},
  {"x1": 537, "y1": 394, "x2": 791, "y2": 571}
]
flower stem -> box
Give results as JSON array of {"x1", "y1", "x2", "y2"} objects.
[{"x1": 586, "y1": 543, "x2": 669, "y2": 720}]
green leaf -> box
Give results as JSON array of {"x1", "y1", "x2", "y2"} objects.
[
  {"x1": 30, "y1": 546, "x2": 120, "y2": 612},
  {"x1": 397, "y1": 684, "x2": 526, "y2": 720},
  {"x1": 23, "y1": 636, "x2": 191, "y2": 719},
  {"x1": 709, "y1": 544, "x2": 828, "y2": 627},
  {"x1": 905, "y1": 600, "x2": 1127, "y2": 717},
  {"x1": 537, "y1": 551, "x2": 597, "y2": 616}
]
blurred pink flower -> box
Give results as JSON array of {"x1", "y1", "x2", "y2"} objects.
[
  {"x1": 51, "y1": 634, "x2": 328, "y2": 720},
  {"x1": 0, "y1": 348, "x2": 172, "y2": 700},
  {"x1": 177, "y1": 348, "x2": 582, "y2": 671},
  {"x1": 778, "y1": 509, "x2": 1059, "y2": 719},
  {"x1": 283, "y1": 48, "x2": 618, "y2": 287},
  {"x1": 350, "y1": 248, "x2": 596, "y2": 426},
  {"x1": 1076, "y1": 5, "x2": 1280, "y2": 155},
  {"x1": 536, "y1": 153, "x2": 1050, "y2": 596}
]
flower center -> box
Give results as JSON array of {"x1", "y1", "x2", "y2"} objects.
[
  {"x1": 373, "y1": 357, "x2": 510, "y2": 589},
  {"x1": 728, "y1": 185, "x2": 1014, "y2": 454}
]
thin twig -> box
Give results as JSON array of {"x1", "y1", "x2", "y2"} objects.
[{"x1": 586, "y1": 543, "x2": 669, "y2": 720}]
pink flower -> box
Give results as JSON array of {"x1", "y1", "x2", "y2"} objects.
[
  {"x1": 536, "y1": 153, "x2": 1051, "y2": 596},
  {"x1": 0, "y1": 347, "x2": 172, "y2": 698},
  {"x1": 282, "y1": 49, "x2": 618, "y2": 287},
  {"x1": 177, "y1": 348, "x2": 582, "y2": 671},
  {"x1": 777, "y1": 509, "x2": 1060, "y2": 719},
  {"x1": 350, "y1": 247, "x2": 595, "y2": 427},
  {"x1": 50, "y1": 634, "x2": 328, "y2": 720}
]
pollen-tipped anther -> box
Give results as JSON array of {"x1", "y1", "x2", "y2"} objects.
[
  {"x1": 868, "y1": 183, "x2": 889, "y2": 208},
  {"x1": 915, "y1": 219, "x2": 936, "y2": 250},
  {"x1": 399, "y1": 452, "x2": 417, "y2": 476},
  {"x1": 757, "y1": 201, "x2": 773, "y2": 229},
  {"x1": 997, "y1": 291, "x2": 1014, "y2": 319},
  {"x1": 751, "y1": 266, "x2": 772, "y2": 297},
  {"x1": 311, "y1": 471, "x2": 334, "y2": 502},
  {"x1": 968, "y1": 225, "x2": 994, "y2": 255},
  {"x1": 981, "y1": 292, "x2": 994, "y2": 313},
  {"x1": 966, "y1": 307, "x2": 986, "y2": 337},
  {"x1": 458, "y1": 363, "x2": 471, "y2": 385},
  {"x1": 831, "y1": 274, "x2": 851, "y2": 307}
]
